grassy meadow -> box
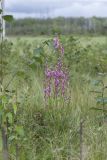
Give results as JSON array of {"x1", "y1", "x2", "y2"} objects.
[{"x1": 1, "y1": 35, "x2": 107, "y2": 160}]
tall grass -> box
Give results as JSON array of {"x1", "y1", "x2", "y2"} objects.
[{"x1": 1, "y1": 36, "x2": 107, "y2": 160}]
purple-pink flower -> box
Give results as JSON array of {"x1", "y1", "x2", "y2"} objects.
[
  {"x1": 53, "y1": 37, "x2": 64, "y2": 56},
  {"x1": 44, "y1": 63, "x2": 68, "y2": 98},
  {"x1": 44, "y1": 36, "x2": 69, "y2": 101},
  {"x1": 53, "y1": 37, "x2": 60, "y2": 49}
]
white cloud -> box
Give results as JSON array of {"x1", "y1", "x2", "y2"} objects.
[
  {"x1": 5, "y1": 0, "x2": 71, "y2": 13},
  {"x1": 5, "y1": 0, "x2": 107, "y2": 18}
]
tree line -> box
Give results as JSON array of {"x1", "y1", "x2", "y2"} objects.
[{"x1": 6, "y1": 17, "x2": 107, "y2": 36}]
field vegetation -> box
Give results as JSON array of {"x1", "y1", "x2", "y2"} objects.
[
  {"x1": 0, "y1": 35, "x2": 107, "y2": 159},
  {"x1": 1, "y1": 3, "x2": 107, "y2": 160}
]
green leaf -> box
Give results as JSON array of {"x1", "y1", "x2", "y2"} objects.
[
  {"x1": 6, "y1": 113, "x2": 13, "y2": 124},
  {"x1": 32, "y1": 48, "x2": 43, "y2": 65},
  {"x1": 13, "y1": 104, "x2": 17, "y2": 115},
  {"x1": 2, "y1": 15, "x2": 14, "y2": 22},
  {"x1": 43, "y1": 40, "x2": 51, "y2": 46},
  {"x1": 16, "y1": 126, "x2": 24, "y2": 137},
  {"x1": 29, "y1": 61, "x2": 36, "y2": 69},
  {"x1": 33, "y1": 47, "x2": 44, "y2": 57},
  {"x1": 9, "y1": 135, "x2": 17, "y2": 142},
  {"x1": 2, "y1": 95, "x2": 8, "y2": 104}
]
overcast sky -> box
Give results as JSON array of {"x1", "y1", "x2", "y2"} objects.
[{"x1": 5, "y1": 0, "x2": 107, "y2": 18}]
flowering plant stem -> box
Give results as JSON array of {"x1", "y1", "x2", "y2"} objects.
[{"x1": 44, "y1": 36, "x2": 69, "y2": 107}]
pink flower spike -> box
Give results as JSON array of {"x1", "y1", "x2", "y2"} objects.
[
  {"x1": 53, "y1": 37, "x2": 60, "y2": 49},
  {"x1": 44, "y1": 36, "x2": 69, "y2": 102},
  {"x1": 44, "y1": 86, "x2": 51, "y2": 97}
]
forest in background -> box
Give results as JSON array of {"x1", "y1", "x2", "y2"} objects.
[{"x1": 6, "y1": 17, "x2": 107, "y2": 36}]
